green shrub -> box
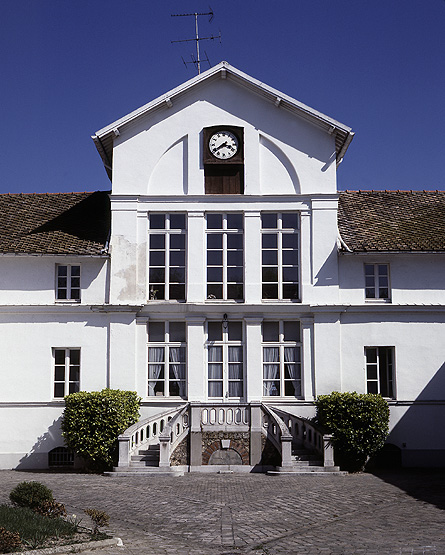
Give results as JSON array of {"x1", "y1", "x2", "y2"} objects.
[
  {"x1": 61, "y1": 389, "x2": 141, "y2": 471},
  {"x1": 0, "y1": 526, "x2": 21, "y2": 553},
  {"x1": 316, "y1": 391, "x2": 390, "y2": 472},
  {"x1": 9, "y1": 481, "x2": 53, "y2": 510}
]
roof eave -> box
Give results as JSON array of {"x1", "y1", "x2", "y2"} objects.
[{"x1": 92, "y1": 61, "x2": 354, "y2": 180}]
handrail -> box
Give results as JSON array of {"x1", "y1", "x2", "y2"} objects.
[
  {"x1": 272, "y1": 408, "x2": 335, "y2": 467},
  {"x1": 117, "y1": 405, "x2": 187, "y2": 468},
  {"x1": 158, "y1": 405, "x2": 189, "y2": 467},
  {"x1": 261, "y1": 404, "x2": 293, "y2": 467}
]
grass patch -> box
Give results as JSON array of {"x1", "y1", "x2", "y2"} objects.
[{"x1": 0, "y1": 504, "x2": 77, "y2": 550}]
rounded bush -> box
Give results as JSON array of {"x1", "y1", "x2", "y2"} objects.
[
  {"x1": 9, "y1": 481, "x2": 53, "y2": 510},
  {"x1": 316, "y1": 391, "x2": 390, "y2": 472}
]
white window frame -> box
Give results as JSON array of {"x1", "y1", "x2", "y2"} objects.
[
  {"x1": 53, "y1": 348, "x2": 80, "y2": 399},
  {"x1": 206, "y1": 321, "x2": 244, "y2": 400},
  {"x1": 206, "y1": 213, "x2": 244, "y2": 301},
  {"x1": 56, "y1": 264, "x2": 81, "y2": 301},
  {"x1": 261, "y1": 213, "x2": 300, "y2": 301},
  {"x1": 364, "y1": 263, "x2": 390, "y2": 301},
  {"x1": 262, "y1": 321, "x2": 302, "y2": 398},
  {"x1": 365, "y1": 346, "x2": 395, "y2": 399},
  {"x1": 148, "y1": 213, "x2": 186, "y2": 301},
  {"x1": 147, "y1": 322, "x2": 187, "y2": 399}
]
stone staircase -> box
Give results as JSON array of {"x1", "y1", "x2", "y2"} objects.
[
  {"x1": 104, "y1": 444, "x2": 185, "y2": 477},
  {"x1": 267, "y1": 444, "x2": 346, "y2": 475}
]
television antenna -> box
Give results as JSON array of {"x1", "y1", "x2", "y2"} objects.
[{"x1": 171, "y1": 9, "x2": 221, "y2": 74}]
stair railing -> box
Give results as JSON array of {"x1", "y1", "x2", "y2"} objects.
[
  {"x1": 273, "y1": 408, "x2": 335, "y2": 468},
  {"x1": 261, "y1": 404, "x2": 293, "y2": 467},
  {"x1": 158, "y1": 404, "x2": 190, "y2": 467},
  {"x1": 117, "y1": 405, "x2": 187, "y2": 468}
]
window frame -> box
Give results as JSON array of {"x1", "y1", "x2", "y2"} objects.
[
  {"x1": 365, "y1": 346, "x2": 395, "y2": 399},
  {"x1": 262, "y1": 321, "x2": 302, "y2": 398},
  {"x1": 53, "y1": 348, "x2": 80, "y2": 399},
  {"x1": 364, "y1": 263, "x2": 391, "y2": 302},
  {"x1": 148, "y1": 213, "x2": 186, "y2": 302},
  {"x1": 206, "y1": 213, "x2": 244, "y2": 301},
  {"x1": 206, "y1": 320, "x2": 244, "y2": 400},
  {"x1": 261, "y1": 212, "x2": 300, "y2": 301},
  {"x1": 147, "y1": 321, "x2": 187, "y2": 399},
  {"x1": 55, "y1": 264, "x2": 81, "y2": 302}
]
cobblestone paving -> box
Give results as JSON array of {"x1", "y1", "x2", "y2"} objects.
[{"x1": 0, "y1": 470, "x2": 444, "y2": 554}]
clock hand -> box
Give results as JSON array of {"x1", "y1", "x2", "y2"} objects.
[{"x1": 214, "y1": 141, "x2": 228, "y2": 151}]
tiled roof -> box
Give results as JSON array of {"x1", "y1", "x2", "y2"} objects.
[
  {"x1": 0, "y1": 191, "x2": 110, "y2": 255},
  {"x1": 338, "y1": 190, "x2": 445, "y2": 252}
]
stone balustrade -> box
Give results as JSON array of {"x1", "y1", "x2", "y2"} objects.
[
  {"x1": 117, "y1": 405, "x2": 187, "y2": 467},
  {"x1": 158, "y1": 405, "x2": 189, "y2": 467}
]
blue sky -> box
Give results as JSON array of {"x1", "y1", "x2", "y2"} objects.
[{"x1": 1, "y1": 0, "x2": 444, "y2": 194}]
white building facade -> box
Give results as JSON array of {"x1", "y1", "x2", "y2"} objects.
[{"x1": 0, "y1": 62, "x2": 444, "y2": 470}]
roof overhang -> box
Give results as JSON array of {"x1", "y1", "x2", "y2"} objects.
[{"x1": 92, "y1": 61, "x2": 354, "y2": 181}]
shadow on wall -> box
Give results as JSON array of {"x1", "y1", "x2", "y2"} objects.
[
  {"x1": 314, "y1": 243, "x2": 339, "y2": 287},
  {"x1": 15, "y1": 417, "x2": 64, "y2": 471},
  {"x1": 369, "y1": 361, "x2": 445, "y2": 511}
]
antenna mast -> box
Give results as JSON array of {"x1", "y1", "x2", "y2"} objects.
[{"x1": 171, "y1": 9, "x2": 221, "y2": 74}]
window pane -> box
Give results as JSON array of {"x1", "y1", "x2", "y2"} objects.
[
  {"x1": 150, "y1": 214, "x2": 165, "y2": 229},
  {"x1": 228, "y1": 323, "x2": 242, "y2": 342},
  {"x1": 54, "y1": 367, "x2": 65, "y2": 381},
  {"x1": 283, "y1": 284, "x2": 299, "y2": 299},
  {"x1": 367, "y1": 365, "x2": 378, "y2": 380},
  {"x1": 262, "y1": 250, "x2": 278, "y2": 265},
  {"x1": 149, "y1": 234, "x2": 165, "y2": 249},
  {"x1": 227, "y1": 267, "x2": 243, "y2": 282},
  {"x1": 208, "y1": 322, "x2": 222, "y2": 342},
  {"x1": 150, "y1": 284, "x2": 164, "y2": 300},
  {"x1": 149, "y1": 268, "x2": 165, "y2": 283},
  {"x1": 228, "y1": 364, "x2": 243, "y2": 379},
  {"x1": 366, "y1": 348, "x2": 377, "y2": 363},
  {"x1": 208, "y1": 365, "x2": 223, "y2": 379},
  {"x1": 263, "y1": 322, "x2": 279, "y2": 342},
  {"x1": 169, "y1": 251, "x2": 185, "y2": 266},
  {"x1": 169, "y1": 323, "x2": 186, "y2": 342},
  {"x1": 364, "y1": 264, "x2": 374, "y2": 275},
  {"x1": 150, "y1": 251, "x2": 165, "y2": 266},
  {"x1": 261, "y1": 213, "x2": 277, "y2": 229},
  {"x1": 365, "y1": 288, "x2": 376, "y2": 299},
  {"x1": 207, "y1": 284, "x2": 222, "y2": 299},
  {"x1": 227, "y1": 213, "x2": 243, "y2": 230},
  {"x1": 367, "y1": 381, "x2": 378, "y2": 394},
  {"x1": 148, "y1": 323, "x2": 164, "y2": 342},
  {"x1": 169, "y1": 268, "x2": 185, "y2": 283},
  {"x1": 71, "y1": 266, "x2": 80, "y2": 277},
  {"x1": 262, "y1": 267, "x2": 278, "y2": 282},
  {"x1": 262, "y1": 234, "x2": 277, "y2": 248},
  {"x1": 170, "y1": 214, "x2": 186, "y2": 230},
  {"x1": 227, "y1": 284, "x2": 243, "y2": 300},
  {"x1": 229, "y1": 382, "x2": 243, "y2": 397},
  {"x1": 208, "y1": 345, "x2": 223, "y2": 362},
  {"x1": 69, "y1": 367, "x2": 80, "y2": 381},
  {"x1": 209, "y1": 382, "x2": 223, "y2": 397},
  {"x1": 169, "y1": 284, "x2": 185, "y2": 300},
  {"x1": 148, "y1": 364, "x2": 164, "y2": 379},
  {"x1": 285, "y1": 380, "x2": 300, "y2": 396},
  {"x1": 284, "y1": 321, "x2": 300, "y2": 342},
  {"x1": 69, "y1": 350, "x2": 80, "y2": 365},
  {"x1": 282, "y1": 213, "x2": 298, "y2": 229},
  {"x1": 207, "y1": 234, "x2": 223, "y2": 249},
  {"x1": 227, "y1": 234, "x2": 243, "y2": 249},
  {"x1": 282, "y1": 234, "x2": 298, "y2": 248},
  {"x1": 170, "y1": 234, "x2": 185, "y2": 249},
  {"x1": 282, "y1": 250, "x2": 297, "y2": 265},
  {"x1": 54, "y1": 383, "x2": 65, "y2": 398},
  {"x1": 57, "y1": 266, "x2": 67, "y2": 277},
  {"x1": 283, "y1": 267, "x2": 299, "y2": 282},
  {"x1": 207, "y1": 251, "x2": 223, "y2": 265},
  {"x1": 69, "y1": 383, "x2": 79, "y2": 394},
  {"x1": 227, "y1": 251, "x2": 243, "y2": 266},
  {"x1": 378, "y1": 265, "x2": 388, "y2": 276},
  {"x1": 262, "y1": 284, "x2": 278, "y2": 299},
  {"x1": 54, "y1": 350, "x2": 65, "y2": 365},
  {"x1": 207, "y1": 267, "x2": 223, "y2": 282},
  {"x1": 207, "y1": 214, "x2": 223, "y2": 229},
  {"x1": 263, "y1": 381, "x2": 280, "y2": 396}
]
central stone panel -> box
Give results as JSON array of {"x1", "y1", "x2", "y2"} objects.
[{"x1": 208, "y1": 448, "x2": 243, "y2": 465}]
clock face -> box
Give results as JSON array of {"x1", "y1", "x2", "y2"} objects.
[{"x1": 209, "y1": 131, "x2": 239, "y2": 160}]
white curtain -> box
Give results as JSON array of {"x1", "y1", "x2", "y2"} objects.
[
  {"x1": 208, "y1": 346, "x2": 223, "y2": 397},
  {"x1": 169, "y1": 346, "x2": 186, "y2": 398},
  {"x1": 148, "y1": 347, "x2": 164, "y2": 396},
  {"x1": 284, "y1": 347, "x2": 301, "y2": 396},
  {"x1": 263, "y1": 347, "x2": 280, "y2": 396},
  {"x1": 228, "y1": 346, "x2": 243, "y2": 397}
]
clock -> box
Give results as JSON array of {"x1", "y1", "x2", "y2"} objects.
[{"x1": 209, "y1": 131, "x2": 239, "y2": 160}]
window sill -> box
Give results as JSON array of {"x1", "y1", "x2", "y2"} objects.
[
  {"x1": 55, "y1": 299, "x2": 81, "y2": 304},
  {"x1": 364, "y1": 298, "x2": 391, "y2": 303},
  {"x1": 261, "y1": 299, "x2": 301, "y2": 303}
]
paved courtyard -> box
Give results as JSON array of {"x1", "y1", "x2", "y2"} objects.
[{"x1": 0, "y1": 470, "x2": 444, "y2": 554}]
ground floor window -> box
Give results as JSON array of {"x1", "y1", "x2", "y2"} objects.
[
  {"x1": 262, "y1": 321, "x2": 301, "y2": 397},
  {"x1": 48, "y1": 446, "x2": 74, "y2": 467},
  {"x1": 207, "y1": 320, "x2": 244, "y2": 399},
  {"x1": 148, "y1": 322, "x2": 186, "y2": 398},
  {"x1": 365, "y1": 346, "x2": 394, "y2": 398},
  {"x1": 53, "y1": 348, "x2": 80, "y2": 398}
]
